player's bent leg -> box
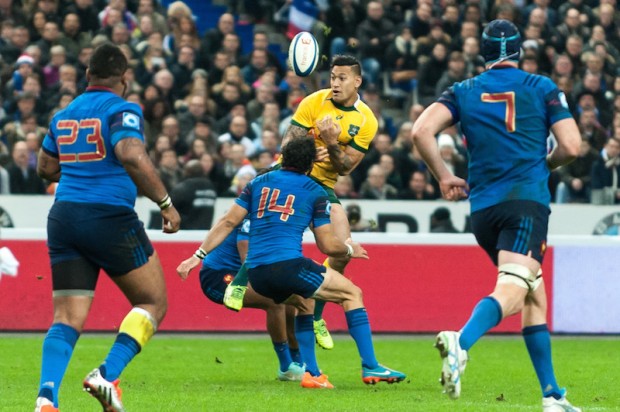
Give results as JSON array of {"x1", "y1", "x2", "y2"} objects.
[
  {"x1": 84, "y1": 254, "x2": 166, "y2": 412},
  {"x1": 313, "y1": 267, "x2": 363, "y2": 311},
  {"x1": 313, "y1": 259, "x2": 334, "y2": 350},
  {"x1": 325, "y1": 203, "x2": 352, "y2": 274}
]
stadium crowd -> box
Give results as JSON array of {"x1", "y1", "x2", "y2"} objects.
[{"x1": 0, "y1": 0, "x2": 619, "y2": 209}]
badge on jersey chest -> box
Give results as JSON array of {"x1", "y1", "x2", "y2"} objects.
[
  {"x1": 348, "y1": 124, "x2": 360, "y2": 138},
  {"x1": 122, "y1": 112, "x2": 140, "y2": 129}
]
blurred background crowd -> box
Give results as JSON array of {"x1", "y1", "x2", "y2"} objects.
[{"x1": 0, "y1": 0, "x2": 619, "y2": 214}]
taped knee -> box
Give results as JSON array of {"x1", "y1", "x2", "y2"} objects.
[
  {"x1": 497, "y1": 264, "x2": 542, "y2": 292},
  {"x1": 119, "y1": 307, "x2": 157, "y2": 350}
]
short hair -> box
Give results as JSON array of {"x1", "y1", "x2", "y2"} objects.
[
  {"x1": 331, "y1": 54, "x2": 361, "y2": 75},
  {"x1": 281, "y1": 137, "x2": 316, "y2": 174},
  {"x1": 88, "y1": 43, "x2": 128, "y2": 79},
  {"x1": 183, "y1": 159, "x2": 204, "y2": 178}
]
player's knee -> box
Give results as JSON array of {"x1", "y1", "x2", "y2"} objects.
[
  {"x1": 497, "y1": 263, "x2": 541, "y2": 292},
  {"x1": 348, "y1": 284, "x2": 363, "y2": 305}
]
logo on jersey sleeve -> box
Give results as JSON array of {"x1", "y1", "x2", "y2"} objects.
[
  {"x1": 325, "y1": 200, "x2": 332, "y2": 216},
  {"x1": 241, "y1": 219, "x2": 251, "y2": 234},
  {"x1": 347, "y1": 125, "x2": 360, "y2": 138},
  {"x1": 558, "y1": 92, "x2": 569, "y2": 109},
  {"x1": 122, "y1": 112, "x2": 141, "y2": 129}
]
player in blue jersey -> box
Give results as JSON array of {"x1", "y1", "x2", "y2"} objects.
[
  {"x1": 177, "y1": 136, "x2": 406, "y2": 389},
  {"x1": 34, "y1": 44, "x2": 181, "y2": 412},
  {"x1": 187, "y1": 217, "x2": 305, "y2": 381},
  {"x1": 412, "y1": 20, "x2": 582, "y2": 411}
]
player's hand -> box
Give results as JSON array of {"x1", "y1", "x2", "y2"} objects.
[
  {"x1": 316, "y1": 115, "x2": 341, "y2": 146},
  {"x1": 176, "y1": 255, "x2": 200, "y2": 280},
  {"x1": 161, "y1": 206, "x2": 181, "y2": 233},
  {"x1": 346, "y1": 238, "x2": 369, "y2": 260},
  {"x1": 439, "y1": 176, "x2": 469, "y2": 201},
  {"x1": 315, "y1": 146, "x2": 329, "y2": 162}
]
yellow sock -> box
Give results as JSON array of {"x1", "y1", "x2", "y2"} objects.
[{"x1": 119, "y1": 307, "x2": 157, "y2": 349}]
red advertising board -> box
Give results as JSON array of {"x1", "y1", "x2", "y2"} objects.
[{"x1": 0, "y1": 240, "x2": 554, "y2": 332}]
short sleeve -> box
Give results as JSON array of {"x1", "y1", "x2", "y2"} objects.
[
  {"x1": 41, "y1": 126, "x2": 58, "y2": 157},
  {"x1": 349, "y1": 108, "x2": 378, "y2": 153},
  {"x1": 311, "y1": 193, "x2": 331, "y2": 228},
  {"x1": 437, "y1": 86, "x2": 460, "y2": 124},
  {"x1": 290, "y1": 94, "x2": 315, "y2": 130},
  {"x1": 109, "y1": 102, "x2": 145, "y2": 146},
  {"x1": 235, "y1": 180, "x2": 252, "y2": 211},
  {"x1": 542, "y1": 78, "x2": 573, "y2": 126},
  {"x1": 237, "y1": 218, "x2": 250, "y2": 242}
]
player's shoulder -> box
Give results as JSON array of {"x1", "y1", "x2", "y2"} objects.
[
  {"x1": 303, "y1": 88, "x2": 331, "y2": 105},
  {"x1": 110, "y1": 98, "x2": 143, "y2": 116}
]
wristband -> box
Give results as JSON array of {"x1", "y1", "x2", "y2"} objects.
[
  {"x1": 194, "y1": 247, "x2": 207, "y2": 260},
  {"x1": 158, "y1": 194, "x2": 172, "y2": 210},
  {"x1": 345, "y1": 243, "x2": 354, "y2": 257}
]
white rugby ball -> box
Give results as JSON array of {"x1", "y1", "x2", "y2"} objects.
[{"x1": 289, "y1": 31, "x2": 319, "y2": 77}]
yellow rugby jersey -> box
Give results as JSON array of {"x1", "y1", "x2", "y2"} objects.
[{"x1": 290, "y1": 88, "x2": 378, "y2": 188}]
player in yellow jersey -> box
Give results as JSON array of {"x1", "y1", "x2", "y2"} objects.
[{"x1": 224, "y1": 55, "x2": 378, "y2": 349}]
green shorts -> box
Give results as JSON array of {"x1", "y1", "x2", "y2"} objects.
[{"x1": 310, "y1": 176, "x2": 340, "y2": 205}]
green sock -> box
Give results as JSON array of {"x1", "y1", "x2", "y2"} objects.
[
  {"x1": 314, "y1": 300, "x2": 326, "y2": 321},
  {"x1": 231, "y1": 263, "x2": 248, "y2": 286}
]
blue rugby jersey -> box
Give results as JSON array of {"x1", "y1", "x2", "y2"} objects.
[
  {"x1": 202, "y1": 219, "x2": 250, "y2": 271},
  {"x1": 42, "y1": 86, "x2": 145, "y2": 208},
  {"x1": 236, "y1": 169, "x2": 331, "y2": 268},
  {"x1": 438, "y1": 67, "x2": 572, "y2": 212}
]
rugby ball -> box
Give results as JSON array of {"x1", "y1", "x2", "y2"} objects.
[{"x1": 289, "y1": 31, "x2": 319, "y2": 77}]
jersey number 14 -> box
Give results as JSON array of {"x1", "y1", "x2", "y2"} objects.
[{"x1": 257, "y1": 187, "x2": 295, "y2": 222}]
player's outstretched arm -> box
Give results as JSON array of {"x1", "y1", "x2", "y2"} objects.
[
  {"x1": 412, "y1": 103, "x2": 469, "y2": 201},
  {"x1": 37, "y1": 150, "x2": 61, "y2": 182},
  {"x1": 176, "y1": 204, "x2": 248, "y2": 280},
  {"x1": 115, "y1": 137, "x2": 181, "y2": 233},
  {"x1": 313, "y1": 224, "x2": 368, "y2": 260},
  {"x1": 547, "y1": 118, "x2": 580, "y2": 170}
]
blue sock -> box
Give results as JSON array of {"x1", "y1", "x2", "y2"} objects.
[
  {"x1": 313, "y1": 300, "x2": 326, "y2": 321},
  {"x1": 459, "y1": 296, "x2": 502, "y2": 351},
  {"x1": 99, "y1": 333, "x2": 140, "y2": 382},
  {"x1": 523, "y1": 324, "x2": 562, "y2": 399},
  {"x1": 295, "y1": 315, "x2": 320, "y2": 376},
  {"x1": 273, "y1": 341, "x2": 293, "y2": 372},
  {"x1": 290, "y1": 348, "x2": 303, "y2": 365},
  {"x1": 345, "y1": 308, "x2": 379, "y2": 369},
  {"x1": 38, "y1": 323, "x2": 80, "y2": 407}
]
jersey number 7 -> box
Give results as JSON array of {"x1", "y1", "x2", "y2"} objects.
[
  {"x1": 56, "y1": 119, "x2": 106, "y2": 163},
  {"x1": 257, "y1": 187, "x2": 295, "y2": 222},
  {"x1": 481, "y1": 92, "x2": 516, "y2": 133}
]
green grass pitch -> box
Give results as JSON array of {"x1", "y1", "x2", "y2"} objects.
[{"x1": 3, "y1": 334, "x2": 618, "y2": 411}]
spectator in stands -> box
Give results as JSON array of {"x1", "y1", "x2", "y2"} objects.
[
  {"x1": 142, "y1": 96, "x2": 170, "y2": 147},
  {"x1": 354, "y1": 132, "x2": 393, "y2": 190},
  {"x1": 181, "y1": 133, "x2": 208, "y2": 164},
  {"x1": 378, "y1": 152, "x2": 403, "y2": 191},
  {"x1": 525, "y1": 0, "x2": 559, "y2": 27},
  {"x1": 152, "y1": 68, "x2": 177, "y2": 110},
  {"x1": 430, "y1": 207, "x2": 459, "y2": 233},
  {"x1": 161, "y1": 114, "x2": 188, "y2": 157},
  {"x1": 218, "y1": 114, "x2": 255, "y2": 157},
  {"x1": 555, "y1": 137, "x2": 599, "y2": 203},
  {"x1": 69, "y1": 0, "x2": 100, "y2": 35},
  {"x1": 199, "y1": 12, "x2": 235, "y2": 66},
  {"x1": 170, "y1": 159, "x2": 217, "y2": 230},
  {"x1": 579, "y1": 108, "x2": 608, "y2": 151},
  {"x1": 178, "y1": 94, "x2": 211, "y2": 142},
  {"x1": 399, "y1": 170, "x2": 435, "y2": 200},
  {"x1": 157, "y1": 147, "x2": 182, "y2": 192},
  {"x1": 36, "y1": 21, "x2": 61, "y2": 66},
  {"x1": 220, "y1": 142, "x2": 248, "y2": 193},
  {"x1": 213, "y1": 83, "x2": 245, "y2": 120},
  {"x1": 417, "y1": 19, "x2": 451, "y2": 58},
  {"x1": 149, "y1": 134, "x2": 171, "y2": 167},
  {"x1": 42, "y1": 45, "x2": 66, "y2": 88},
  {"x1": 359, "y1": 164, "x2": 398, "y2": 200},
  {"x1": 2, "y1": 113, "x2": 45, "y2": 150},
  {"x1": 247, "y1": 84, "x2": 277, "y2": 123},
  {"x1": 591, "y1": 137, "x2": 620, "y2": 204},
  {"x1": 558, "y1": 0, "x2": 595, "y2": 26},
  {"x1": 325, "y1": 0, "x2": 365, "y2": 60},
  {"x1": 242, "y1": 30, "x2": 286, "y2": 80},
  {"x1": 451, "y1": 21, "x2": 480, "y2": 53},
  {"x1": 136, "y1": 0, "x2": 167, "y2": 36},
  {"x1": 334, "y1": 175, "x2": 359, "y2": 199},
  {"x1": 207, "y1": 50, "x2": 230, "y2": 87},
  {"x1": 250, "y1": 101, "x2": 280, "y2": 140},
  {"x1": 0, "y1": 0, "x2": 26, "y2": 26},
  {"x1": 461, "y1": 36, "x2": 486, "y2": 77},
  {"x1": 28, "y1": 10, "x2": 47, "y2": 43},
  {"x1": 565, "y1": 34, "x2": 585, "y2": 75},
  {"x1": 385, "y1": 25, "x2": 418, "y2": 97},
  {"x1": 185, "y1": 115, "x2": 217, "y2": 155},
  {"x1": 31, "y1": 0, "x2": 60, "y2": 24},
  {"x1": 429, "y1": 134, "x2": 468, "y2": 196},
  {"x1": 219, "y1": 32, "x2": 242, "y2": 67},
  {"x1": 520, "y1": 54, "x2": 540, "y2": 74},
  {"x1": 58, "y1": 12, "x2": 91, "y2": 63},
  {"x1": 440, "y1": 4, "x2": 460, "y2": 39},
  {"x1": 256, "y1": 129, "x2": 280, "y2": 157},
  {"x1": 241, "y1": 48, "x2": 275, "y2": 86},
  {"x1": 435, "y1": 51, "x2": 467, "y2": 97},
  {"x1": 134, "y1": 43, "x2": 167, "y2": 86},
  {"x1": 199, "y1": 151, "x2": 228, "y2": 195},
  {"x1": 212, "y1": 65, "x2": 252, "y2": 103},
  {"x1": 356, "y1": 1, "x2": 395, "y2": 88},
  {"x1": 0, "y1": 24, "x2": 30, "y2": 65},
  {"x1": 24, "y1": 131, "x2": 41, "y2": 169},
  {"x1": 7, "y1": 140, "x2": 45, "y2": 194},
  {"x1": 99, "y1": 0, "x2": 137, "y2": 32},
  {"x1": 410, "y1": 1, "x2": 432, "y2": 39},
  {"x1": 164, "y1": 14, "x2": 200, "y2": 55},
  {"x1": 417, "y1": 42, "x2": 449, "y2": 106}
]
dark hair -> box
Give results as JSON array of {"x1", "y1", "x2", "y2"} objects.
[
  {"x1": 331, "y1": 54, "x2": 362, "y2": 75},
  {"x1": 281, "y1": 137, "x2": 316, "y2": 174},
  {"x1": 88, "y1": 43, "x2": 128, "y2": 79}
]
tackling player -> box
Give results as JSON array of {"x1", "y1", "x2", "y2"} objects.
[
  {"x1": 225, "y1": 55, "x2": 378, "y2": 350},
  {"x1": 35, "y1": 43, "x2": 181, "y2": 412},
  {"x1": 184, "y1": 217, "x2": 305, "y2": 381},
  {"x1": 412, "y1": 20, "x2": 582, "y2": 411},
  {"x1": 177, "y1": 136, "x2": 405, "y2": 388}
]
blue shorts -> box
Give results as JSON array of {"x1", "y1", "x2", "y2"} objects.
[
  {"x1": 249, "y1": 257, "x2": 326, "y2": 304},
  {"x1": 199, "y1": 266, "x2": 236, "y2": 304},
  {"x1": 471, "y1": 200, "x2": 549, "y2": 265},
  {"x1": 48, "y1": 202, "x2": 154, "y2": 291}
]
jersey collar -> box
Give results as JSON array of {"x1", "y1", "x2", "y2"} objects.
[
  {"x1": 85, "y1": 86, "x2": 115, "y2": 92},
  {"x1": 327, "y1": 91, "x2": 360, "y2": 112}
]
